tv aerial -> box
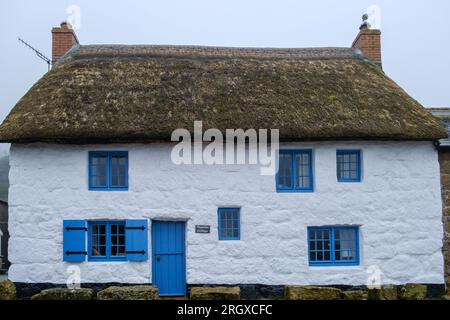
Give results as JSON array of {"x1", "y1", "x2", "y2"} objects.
[{"x1": 18, "y1": 37, "x2": 52, "y2": 71}]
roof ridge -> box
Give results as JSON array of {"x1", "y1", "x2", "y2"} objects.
[{"x1": 56, "y1": 44, "x2": 357, "y2": 64}]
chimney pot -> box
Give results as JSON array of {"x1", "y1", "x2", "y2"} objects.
[
  {"x1": 359, "y1": 14, "x2": 370, "y2": 30},
  {"x1": 60, "y1": 21, "x2": 70, "y2": 29}
]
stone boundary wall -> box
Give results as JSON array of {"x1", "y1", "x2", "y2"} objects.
[
  {"x1": 12, "y1": 282, "x2": 446, "y2": 300},
  {"x1": 438, "y1": 151, "x2": 450, "y2": 290}
]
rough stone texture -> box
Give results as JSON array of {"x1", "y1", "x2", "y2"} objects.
[
  {"x1": 97, "y1": 285, "x2": 158, "y2": 300},
  {"x1": 190, "y1": 284, "x2": 284, "y2": 300},
  {"x1": 342, "y1": 290, "x2": 368, "y2": 300},
  {"x1": 438, "y1": 151, "x2": 450, "y2": 290},
  {"x1": 31, "y1": 288, "x2": 94, "y2": 300},
  {"x1": 238, "y1": 284, "x2": 284, "y2": 300},
  {"x1": 7, "y1": 142, "x2": 445, "y2": 286},
  {"x1": 0, "y1": 279, "x2": 16, "y2": 300},
  {"x1": 400, "y1": 284, "x2": 428, "y2": 300},
  {"x1": 285, "y1": 286, "x2": 342, "y2": 300},
  {"x1": 190, "y1": 286, "x2": 240, "y2": 300},
  {"x1": 368, "y1": 285, "x2": 398, "y2": 300},
  {"x1": 14, "y1": 282, "x2": 152, "y2": 300}
]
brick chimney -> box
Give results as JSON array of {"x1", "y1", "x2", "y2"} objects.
[
  {"x1": 352, "y1": 14, "x2": 382, "y2": 67},
  {"x1": 52, "y1": 22, "x2": 79, "y2": 63}
]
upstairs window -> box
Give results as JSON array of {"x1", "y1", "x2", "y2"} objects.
[
  {"x1": 88, "y1": 221, "x2": 126, "y2": 261},
  {"x1": 218, "y1": 208, "x2": 240, "y2": 240},
  {"x1": 89, "y1": 151, "x2": 128, "y2": 190},
  {"x1": 276, "y1": 150, "x2": 313, "y2": 192},
  {"x1": 308, "y1": 226, "x2": 359, "y2": 266},
  {"x1": 337, "y1": 150, "x2": 361, "y2": 182}
]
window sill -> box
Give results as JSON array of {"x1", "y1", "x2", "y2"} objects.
[
  {"x1": 308, "y1": 263, "x2": 361, "y2": 269},
  {"x1": 337, "y1": 180, "x2": 361, "y2": 183},
  {"x1": 87, "y1": 259, "x2": 128, "y2": 262},
  {"x1": 276, "y1": 189, "x2": 314, "y2": 193},
  {"x1": 88, "y1": 188, "x2": 129, "y2": 192}
]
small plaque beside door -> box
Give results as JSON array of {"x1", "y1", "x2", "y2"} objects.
[{"x1": 195, "y1": 225, "x2": 210, "y2": 234}]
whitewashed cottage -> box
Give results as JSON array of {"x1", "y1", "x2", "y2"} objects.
[{"x1": 0, "y1": 20, "x2": 447, "y2": 298}]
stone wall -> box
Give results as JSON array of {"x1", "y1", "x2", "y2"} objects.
[
  {"x1": 0, "y1": 202, "x2": 8, "y2": 272},
  {"x1": 438, "y1": 151, "x2": 450, "y2": 290},
  {"x1": 7, "y1": 141, "x2": 445, "y2": 286}
]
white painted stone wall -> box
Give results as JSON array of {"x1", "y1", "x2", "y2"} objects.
[{"x1": 7, "y1": 141, "x2": 445, "y2": 285}]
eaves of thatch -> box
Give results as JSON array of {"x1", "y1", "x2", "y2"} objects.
[{"x1": 0, "y1": 45, "x2": 446, "y2": 143}]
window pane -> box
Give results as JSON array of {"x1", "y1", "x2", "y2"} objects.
[
  {"x1": 296, "y1": 152, "x2": 311, "y2": 189},
  {"x1": 110, "y1": 222, "x2": 126, "y2": 257},
  {"x1": 277, "y1": 153, "x2": 292, "y2": 189},
  {"x1": 220, "y1": 228, "x2": 227, "y2": 238},
  {"x1": 334, "y1": 228, "x2": 356, "y2": 261},
  {"x1": 308, "y1": 228, "x2": 331, "y2": 263},
  {"x1": 91, "y1": 223, "x2": 107, "y2": 257},
  {"x1": 111, "y1": 155, "x2": 127, "y2": 187},
  {"x1": 90, "y1": 155, "x2": 108, "y2": 187}
]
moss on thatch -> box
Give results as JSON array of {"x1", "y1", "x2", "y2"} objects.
[{"x1": 0, "y1": 45, "x2": 445, "y2": 143}]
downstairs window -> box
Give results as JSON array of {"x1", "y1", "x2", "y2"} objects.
[
  {"x1": 218, "y1": 208, "x2": 240, "y2": 240},
  {"x1": 308, "y1": 226, "x2": 359, "y2": 266},
  {"x1": 88, "y1": 221, "x2": 126, "y2": 261}
]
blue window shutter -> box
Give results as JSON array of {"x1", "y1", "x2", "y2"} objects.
[
  {"x1": 63, "y1": 220, "x2": 87, "y2": 262},
  {"x1": 125, "y1": 219, "x2": 148, "y2": 261}
]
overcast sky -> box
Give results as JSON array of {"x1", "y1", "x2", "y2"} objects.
[{"x1": 0, "y1": 0, "x2": 449, "y2": 126}]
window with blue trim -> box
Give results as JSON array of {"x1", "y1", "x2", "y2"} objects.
[
  {"x1": 218, "y1": 208, "x2": 240, "y2": 240},
  {"x1": 89, "y1": 151, "x2": 128, "y2": 190},
  {"x1": 88, "y1": 221, "x2": 126, "y2": 261},
  {"x1": 308, "y1": 226, "x2": 359, "y2": 266},
  {"x1": 337, "y1": 150, "x2": 361, "y2": 182},
  {"x1": 276, "y1": 150, "x2": 313, "y2": 192}
]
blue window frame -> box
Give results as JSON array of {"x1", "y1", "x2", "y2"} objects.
[
  {"x1": 308, "y1": 226, "x2": 359, "y2": 266},
  {"x1": 89, "y1": 151, "x2": 128, "y2": 190},
  {"x1": 337, "y1": 150, "x2": 361, "y2": 182},
  {"x1": 218, "y1": 208, "x2": 240, "y2": 240},
  {"x1": 276, "y1": 150, "x2": 313, "y2": 192},
  {"x1": 88, "y1": 221, "x2": 126, "y2": 261}
]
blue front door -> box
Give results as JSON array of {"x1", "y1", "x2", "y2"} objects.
[{"x1": 152, "y1": 221, "x2": 186, "y2": 296}]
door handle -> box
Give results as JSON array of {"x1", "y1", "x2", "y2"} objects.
[{"x1": 156, "y1": 255, "x2": 161, "y2": 262}]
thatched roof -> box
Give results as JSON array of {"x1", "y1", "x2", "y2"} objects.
[
  {"x1": 0, "y1": 45, "x2": 446, "y2": 143},
  {"x1": 429, "y1": 108, "x2": 450, "y2": 147}
]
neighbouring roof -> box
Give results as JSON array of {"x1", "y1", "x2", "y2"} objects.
[
  {"x1": 429, "y1": 108, "x2": 450, "y2": 147},
  {"x1": 0, "y1": 45, "x2": 446, "y2": 143}
]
